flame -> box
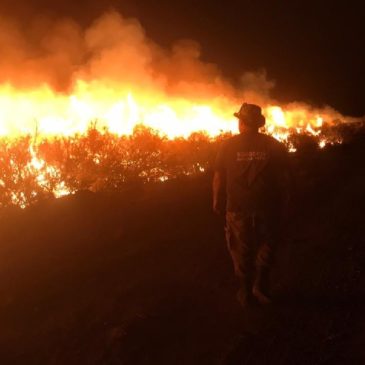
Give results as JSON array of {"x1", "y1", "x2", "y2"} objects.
[
  {"x1": 0, "y1": 80, "x2": 349, "y2": 206},
  {"x1": 319, "y1": 140, "x2": 326, "y2": 149},
  {"x1": 0, "y1": 81, "x2": 236, "y2": 139},
  {"x1": 0, "y1": 76, "x2": 349, "y2": 205},
  {"x1": 0, "y1": 80, "x2": 342, "y2": 143},
  {"x1": 29, "y1": 145, "x2": 70, "y2": 199},
  {"x1": 0, "y1": 11, "x2": 356, "y2": 209}
]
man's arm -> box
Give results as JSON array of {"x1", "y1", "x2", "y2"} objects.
[
  {"x1": 212, "y1": 170, "x2": 226, "y2": 215},
  {"x1": 212, "y1": 141, "x2": 227, "y2": 215}
]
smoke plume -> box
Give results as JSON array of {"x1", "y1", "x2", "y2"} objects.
[{"x1": 0, "y1": 11, "x2": 274, "y2": 103}]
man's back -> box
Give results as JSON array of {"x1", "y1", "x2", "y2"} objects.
[
  {"x1": 215, "y1": 131, "x2": 288, "y2": 215},
  {"x1": 213, "y1": 103, "x2": 291, "y2": 307}
]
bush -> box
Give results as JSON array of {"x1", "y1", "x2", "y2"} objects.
[
  {"x1": 0, "y1": 126, "x2": 222, "y2": 209},
  {"x1": 1, "y1": 121, "x2": 364, "y2": 209}
]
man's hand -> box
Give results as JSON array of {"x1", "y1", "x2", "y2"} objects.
[
  {"x1": 212, "y1": 171, "x2": 226, "y2": 215},
  {"x1": 213, "y1": 199, "x2": 225, "y2": 215}
]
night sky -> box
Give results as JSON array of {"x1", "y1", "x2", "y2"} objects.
[{"x1": 1, "y1": 0, "x2": 364, "y2": 116}]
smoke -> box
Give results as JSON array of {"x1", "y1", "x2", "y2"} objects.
[
  {"x1": 0, "y1": 11, "x2": 273, "y2": 102},
  {"x1": 0, "y1": 16, "x2": 83, "y2": 91}
]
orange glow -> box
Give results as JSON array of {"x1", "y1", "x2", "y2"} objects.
[
  {"x1": 0, "y1": 81, "x2": 351, "y2": 205},
  {"x1": 0, "y1": 80, "x2": 341, "y2": 144},
  {"x1": 0, "y1": 11, "x2": 356, "y2": 208}
]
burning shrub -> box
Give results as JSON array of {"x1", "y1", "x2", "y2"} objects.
[
  {"x1": 0, "y1": 125, "x2": 221, "y2": 209},
  {"x1": 0, "y1": 137, "x2": 53, "y2": 208},
  {"x1": 1, "y1": 121, "x2": 364, "y2": 210},
  {"x1": 288, "y1": 134, "x2": 319, "y2": 154}
]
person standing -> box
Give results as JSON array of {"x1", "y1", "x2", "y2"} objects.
[{"x1": 213, "y1": 103, "x2": 291, "y2": 307}]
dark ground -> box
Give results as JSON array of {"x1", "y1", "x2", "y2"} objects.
[{"x1": 1, "y1": 141, "x2": 365, "y2": 364}]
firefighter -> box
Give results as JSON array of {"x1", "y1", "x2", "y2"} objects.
[{"x1": 213, "y1": 103, "x2": 291, "y2": 307}]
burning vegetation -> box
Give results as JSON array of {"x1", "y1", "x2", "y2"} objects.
[
  {"x1": 1, "y1": 121, "x2": 364, "y2": 209},
  {"x1": 0, "y1": 11, "x2": 364, "y2": 209}
]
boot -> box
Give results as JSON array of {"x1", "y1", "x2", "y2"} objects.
[
  {"x1": 252, "y1": 267, "x2": 272, "y2": 305},
  {"x1": 236, "y1": 288, "x2": 253, "y2": 308},
  {"x1": 236, "y1": 276, "x2": 254, "y2": 309}
]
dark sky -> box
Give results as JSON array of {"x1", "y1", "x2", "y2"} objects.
[{"x1": 1, "y1": 0, "x2": 364, "y2": 116}]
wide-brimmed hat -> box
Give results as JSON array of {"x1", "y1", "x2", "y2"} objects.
[{"x1": 234, "y1": 103, "x2": 265, "y2": 128}]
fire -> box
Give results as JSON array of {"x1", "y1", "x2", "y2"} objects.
[
  {"x1": 0, "y1": 81, "x2": 234, "y2": 138},
  {"x1": 29, "y1": 146, "x2": 70, "y2": 199},
  {"x1": 0, "y1": 79, "x2": 339, "y2": 143},
  {"x1": 0, "y1": 11, "x2": 347, "y2": 146},
  {"x1": 0, "y1": 79, "x2": 350, "y2": 208},
  {"x1": 0, "y1": 11, "x2": 354, "y2": 208}
]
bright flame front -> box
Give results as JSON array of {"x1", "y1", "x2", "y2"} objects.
[
  {"x1": 0, "y1": 79, "x2": 339, "y2": 143},
  {"x1": 0, "y1": 78, "x2": 347, "y2": 207}
]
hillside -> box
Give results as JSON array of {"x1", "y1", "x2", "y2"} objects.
[{"x1": 0, "y1": 140, "x2": 365, "y2": 364}]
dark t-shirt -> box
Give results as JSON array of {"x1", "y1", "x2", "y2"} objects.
[{"x1": 215, "y1": 132, "x2": 289, "y2": 214}]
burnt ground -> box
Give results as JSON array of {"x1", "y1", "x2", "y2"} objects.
[{"x1": 0, "y1": 141, "x2": 365, "y2": 365}]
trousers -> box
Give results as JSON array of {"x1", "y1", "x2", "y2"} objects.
[{"x1": 225, "y1": 211, "x2": 278, "y2": 288}]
